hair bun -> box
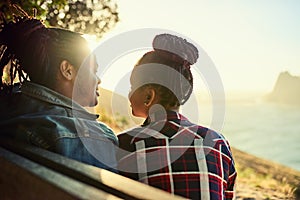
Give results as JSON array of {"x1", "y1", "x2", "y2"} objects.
[{"x1": 152, "y1": 33, "x2": 199, "y2": 65}]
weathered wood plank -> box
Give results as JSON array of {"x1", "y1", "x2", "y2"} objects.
[
  {"x1": 0, "y1": 140, "x2": 186, "y2": 200},
  {"x1": 0, "y1": 147, "x2": 121, "y2": 200}
]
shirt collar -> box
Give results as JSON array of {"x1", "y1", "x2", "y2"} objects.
[{"x1": 143, "y1": 110, "x2": 189, "y2": 126}]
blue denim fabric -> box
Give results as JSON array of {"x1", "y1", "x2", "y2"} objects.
[{"x1": 0, "y1": 82, "x2": 118, "y2": 172}]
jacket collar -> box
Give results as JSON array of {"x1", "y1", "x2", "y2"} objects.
[{"x1": 21, "y1": 82, "x2": 98, "y2": 120}]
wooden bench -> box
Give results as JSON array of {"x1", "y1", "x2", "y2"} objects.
[{"x1": 0, "y1": 139, "x2": 186, "y2": 200}]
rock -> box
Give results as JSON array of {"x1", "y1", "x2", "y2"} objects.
[{"x1": 266, "y1": 71, "x2": 300, "y2": 105}]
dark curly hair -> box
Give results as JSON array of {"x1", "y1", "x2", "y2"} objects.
[
  {"x1": 131, "y1": 33, "x2": 199, "y2": 107},
  {"x1": 0, "y1": 8, "x2": 89, "y2": 93}
]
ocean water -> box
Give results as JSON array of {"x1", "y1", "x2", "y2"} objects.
[
  {"x1": 108, "y1": 88, "x2": 300, "y2": 172},
  {"x1": 197, "y1": 100, "x2": 300, "y2": 171}
]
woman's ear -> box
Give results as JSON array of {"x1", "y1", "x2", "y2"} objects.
[
  {"x1": 144, "y1": 88, "x2": 156, "y2": 107},
  {"x1": 59, "y1": 60, "x2": 76, "y2": 81}
]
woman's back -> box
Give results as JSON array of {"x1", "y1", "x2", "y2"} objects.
[{"x1": 118, "y1": 111, "x2": 236, "y2": 199}]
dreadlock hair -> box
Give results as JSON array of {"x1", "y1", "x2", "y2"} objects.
[
  {"x1": 132, "y1": 33, "x2": 199, "y2": 108},
  {"x1": 0, "y1": 9, "x2": 89, "y2": 93}
]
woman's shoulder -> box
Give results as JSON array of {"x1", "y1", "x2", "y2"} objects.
[
  {"x1": 118, "y1": 126, "x2": 144, "y2": 137},
  {"x1": 197, "y1": 126, "x2": 233, "y2": 155},
  {"x1": 117, "y1": 126, "x2": 151, "y2": 148},
  {"x1": 118, "y1": 127, "x2": 139, "y2": 142}
]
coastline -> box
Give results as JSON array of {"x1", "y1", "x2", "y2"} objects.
[{"x1": 232, "y1": 147, "x2": 300, "y2": 199}]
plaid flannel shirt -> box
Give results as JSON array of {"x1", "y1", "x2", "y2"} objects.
[{"x1": 117, "y1": 111, "x2": 236, "y2": 199}]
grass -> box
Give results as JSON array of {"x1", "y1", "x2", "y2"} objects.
[{"x1": 235, "y1": 161, "x2": 296, "y2": 199}]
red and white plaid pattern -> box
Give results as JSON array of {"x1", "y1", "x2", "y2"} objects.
[{"x1": 118, "y1": 111, "x2": 236, "y2": 200}]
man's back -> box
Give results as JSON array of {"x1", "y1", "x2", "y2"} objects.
[{"x1": 0, "y1": 82, "x2": 118, "y2": 172}]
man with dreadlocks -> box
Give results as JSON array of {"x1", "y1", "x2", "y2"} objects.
[{"x1": 0, "y1": 9, "x2": 118, "y2": 172}]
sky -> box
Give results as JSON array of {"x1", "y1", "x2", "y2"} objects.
[{"x1": 89, "y1": 0, "x2": 300, "y2": 96}]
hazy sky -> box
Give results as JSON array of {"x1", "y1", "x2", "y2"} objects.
[{"x1": 95, "y1": 0, "x2": 300, "y2": 94}]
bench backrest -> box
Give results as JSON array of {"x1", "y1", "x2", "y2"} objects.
[{"x1": 0, "y1": 139, "x2": 186, "y2": 200}]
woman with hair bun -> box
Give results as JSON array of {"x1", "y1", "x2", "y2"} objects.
[
  {"x1": 117, "y1": 34, "x2": 237, "y2": 199},
  {"x1": 0, "y1": 12, "x2": 118, "y2": 172}
]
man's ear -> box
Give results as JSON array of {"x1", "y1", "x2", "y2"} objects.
[
  {"x1": 59, "y1": 60, "x2": 76, "y2": 81},
  {"x1": 144, "y1": 88, "x2": 156, "y2": 107}
]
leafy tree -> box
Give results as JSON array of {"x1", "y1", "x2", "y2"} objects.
[{"x1": 0, "y1": 0, "x2": 119, "y2": 38}]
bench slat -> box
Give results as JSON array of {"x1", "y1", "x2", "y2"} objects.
[
  {"x1": 0, "y1": 140, "x2": 186, "y2": 200},
  {"x1": 0, "y1": 147, "x2": 121, "y2": 200}
]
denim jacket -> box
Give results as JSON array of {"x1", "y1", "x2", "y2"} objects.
[{"x1": 0, "y1": 82, "x2": 118, "y2": 172}]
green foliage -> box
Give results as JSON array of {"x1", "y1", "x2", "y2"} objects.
[
  {"x1": 2, "y1": 65, "x2": 9, "y2": 84},
  {"x1": 0, "y1": 0, "x2": 66, "y2": 21},
  {"x1": 97, "y1": 108, "x2": 131, "y2": 133},
  {"x1": 99, "y1": 108, "x2": 113, "y2": 124},
  {"x1": 114, "y1": 113, "x2": 129, "y2": 130},
  {"x1": 0, "y1": 0, "x2": 119, "y2": 38}
]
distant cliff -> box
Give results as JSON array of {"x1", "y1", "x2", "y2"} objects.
[{"x1": 266, "y1": 71, "x2": 300, "y2": 104}]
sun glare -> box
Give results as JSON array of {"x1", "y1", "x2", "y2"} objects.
[{"x1": 83, "y1": 34, "x2": 99, "y2": 51}]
